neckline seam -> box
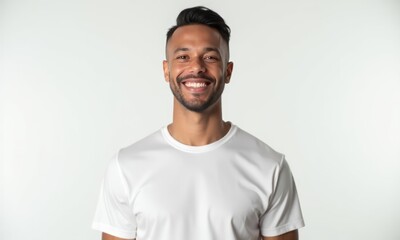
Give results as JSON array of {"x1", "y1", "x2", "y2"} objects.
[{"x1": 161, "y1": 125, "x2": 237, "y2": 153}]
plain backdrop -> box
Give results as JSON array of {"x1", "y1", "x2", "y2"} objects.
[{"x1": 1, "y1": 0, "x2": 399, "y2": 239}]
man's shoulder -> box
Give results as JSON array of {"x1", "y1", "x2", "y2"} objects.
[
  {"x1": 232, "y1": 126, "x2": 284, "y2": 163},
  {"x1": 118, "y1": 128, "x2": 166, "y2": 160}
]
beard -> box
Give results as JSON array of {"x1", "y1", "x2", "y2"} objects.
[{"x1": 169, "y1": 73, "x2": 224, "y2": 113}]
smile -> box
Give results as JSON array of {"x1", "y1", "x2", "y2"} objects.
[{"x1": 183, "y1": 82, "x2": 208, "y2": 88}]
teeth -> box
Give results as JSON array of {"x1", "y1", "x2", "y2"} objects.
[{"x1": 184, "y1": 82, "x2": 207, "y2": 88}]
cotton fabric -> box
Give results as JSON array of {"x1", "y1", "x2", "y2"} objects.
[{"x1": 92, "y1": 125, "x2": 304, "y2": 239}]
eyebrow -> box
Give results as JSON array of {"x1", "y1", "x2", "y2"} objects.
[
  {"x1": 173, "y1": 47, "x2": 220, "y2": 54},
  {"x1": 173, "y1": 48, "x2": 189, "y2": 54}
]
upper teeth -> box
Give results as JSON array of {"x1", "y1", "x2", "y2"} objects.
[{"x1": 185, "y1": 82, "x2": 207, "y2": 88}]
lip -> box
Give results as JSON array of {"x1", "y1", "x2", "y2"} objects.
[
  {"x1": 181, "y1": 78, "x2": 212, "y2": 93},
  {"x1": 180, "y1": 77, "x2": 212, "y2": 84}
]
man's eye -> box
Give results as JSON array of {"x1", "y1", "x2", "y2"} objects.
[
  {"x1": 176, "y1": 55, "x2": 188, "y2": 60},
  {"x1": 204, "y1": 56, "x2": 219, "y2": 61}
]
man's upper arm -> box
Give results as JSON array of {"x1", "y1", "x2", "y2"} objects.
[
  {"x1": 262, "y1": 229, "x2": 298, "y2": 240},
  {"x1": 92, "y1": 158, "x2": 137, "y2": 239},
  {"x1": 259, "y1": 157, "x2": 304, "y2": 237},
  {"x1": 102, "y1": 232, "x2": 135, "y2": 240}
]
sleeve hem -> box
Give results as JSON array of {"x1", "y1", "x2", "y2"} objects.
[
  {"x1": 261, "y1": 218, "x2": 305, "y2": 237},
  {"x1": 92, "y1": 222, "x2": 136, "y2": 239}
]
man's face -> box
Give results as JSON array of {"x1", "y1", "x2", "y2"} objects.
[{"x1": 163, "y1": 24, "x2": 233, "y2": 113}]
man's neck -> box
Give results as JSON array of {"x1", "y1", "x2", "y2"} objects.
[{"x1": 168, "y1": 101, "x2": 230, "y2": 146}]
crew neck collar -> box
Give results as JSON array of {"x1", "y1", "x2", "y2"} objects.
[{"x1": 161, "y1": 124, "x2": 237, "y2": 153}]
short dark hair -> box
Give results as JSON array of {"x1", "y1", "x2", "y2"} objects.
[{"x1": 166, "y1": 6, "x2": 231, "y2": 45}]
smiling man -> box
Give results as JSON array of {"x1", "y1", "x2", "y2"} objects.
[{"x1": 92, "y1": 6, "x2": 305, "y2": 240}]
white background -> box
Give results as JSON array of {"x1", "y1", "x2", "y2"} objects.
[{"x1": 1, "y1": 0, "x2": 399, "y2": 239}]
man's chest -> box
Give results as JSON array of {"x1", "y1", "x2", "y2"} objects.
[{"x1": 123, "y1": 156, "x2": 271, "y2": 238}]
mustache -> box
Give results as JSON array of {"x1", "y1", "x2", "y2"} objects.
[{"x1": 177, "y1": 73, "x2": 214, "y2": 83}]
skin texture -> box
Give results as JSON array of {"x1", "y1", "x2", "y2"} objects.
[
  {"x1": 101, "y1": 24, "x2": 299, "y2": 240},
  {"x1": 164, "y1": 24, "x2": 232, "y2": 114},
  {"x1": 102, "y1": 233, "x2": 131, "y2": 240},
  {"x1": 262, "y1": 230, "x2": 299, "y2": 240}
]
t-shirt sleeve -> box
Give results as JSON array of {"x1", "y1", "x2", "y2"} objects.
[
  {"x1": 92, "y1": 156, "x2": 137, "y2": 239},
  {"x1": 259, "y1": 156, "x2": 305, "y2": 237}
]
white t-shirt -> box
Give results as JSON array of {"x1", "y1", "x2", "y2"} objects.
[{"x1": 92, "y1": 125, "x2": 304, "y2": 239}]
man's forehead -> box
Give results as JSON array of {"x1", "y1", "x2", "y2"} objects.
[
  {"x1": 168, "y1": 25, "x2": 223, "y2": 44},
  {"x1": 167, "y1": 25, "x2": 227, "y2": 52},
  {"x1": 165, "y1": 24, "x2": 230, "y2": 60}
]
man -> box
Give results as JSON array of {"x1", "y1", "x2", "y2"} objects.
[{"x1": 92, "y1": 6, "x2": 305, "y2": 240}]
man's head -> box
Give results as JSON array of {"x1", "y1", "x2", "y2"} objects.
[
  {"x1": 163, "y1": 6, "x2": 233, "y2": 113},
  {"x1": 166, "y1": 6, "x2": 231, "y2": 59}
]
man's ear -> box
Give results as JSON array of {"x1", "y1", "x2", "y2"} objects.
[
  {"x1": 163, "y1": 60, "x2": 170, "y2": 82},
  {"x1": 225, "y1": 61, "x2": 234, "y2": 83}
]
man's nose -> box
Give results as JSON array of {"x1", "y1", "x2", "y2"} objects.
[{"x1": 189, "y1": 57, "x2": 206, "y2": 73}]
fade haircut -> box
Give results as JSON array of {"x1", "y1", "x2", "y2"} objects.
[{"x1": 166, "y1": 6, "x2": 231, "y2": 46}]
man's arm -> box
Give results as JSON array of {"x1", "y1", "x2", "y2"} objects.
[
  {"x1": 102, "y1": 232, "x2": 134, "y2": 240},
  {"x1": 262, "y1": 229, "x2": 298, "y2": 240}
]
